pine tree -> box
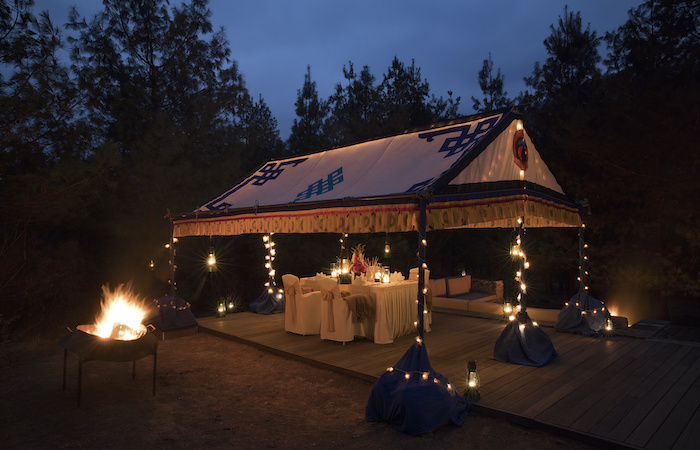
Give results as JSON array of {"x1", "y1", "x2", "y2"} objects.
[
  {"x1": 380, "y1": 57, "x2": 432, "y2": 133},
  {"x1": 325, "y1": 62, "x2": 383, "y2": 146},
  {"x1": 540, "y1": 6, "x2": 601, "y2": 104},
  {"x1": 288, "y1": 65, "x2": 329, "y2": 154},
  {"x1": 1, "y1": 0, "x2": 115, "y2": 335},
  {"x1": 67, "y1": 0, "x2": 277, "y2": 289},
  {"x1": 471, "y1": 53, "x2": 512, "y2": 113}
]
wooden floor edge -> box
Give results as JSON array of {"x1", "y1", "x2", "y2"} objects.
[
  {"x1": 198, "y1": 321, "x2": 643, "y2": 449},
  {"x1": 471, "y1": 404, "x2": 641, "y2": 450}
]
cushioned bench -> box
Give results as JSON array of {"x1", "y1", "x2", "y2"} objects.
[{"x1": 430, "y1": 275, "x2": 504, "y2": 315}]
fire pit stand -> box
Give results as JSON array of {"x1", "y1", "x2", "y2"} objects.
[{"x1": 60, "y1": 325, "x2": 159, "y2": 407}]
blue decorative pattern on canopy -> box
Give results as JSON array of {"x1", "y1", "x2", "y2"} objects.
[
  {"x1": 494, "y1": 310, "x2": 557, "y2": 367},
  {"x1": 418, "y1": 116, "x2": 500, "y2": 158},
  {"x1": 366, "y1": 341, "x2": 469, "y2": 435},
  {"x1": 295, "y1": 167, "x2": 344, "y2": 201}
]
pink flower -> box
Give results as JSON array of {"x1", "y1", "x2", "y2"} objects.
[{"x1": 350, "y1": 244, "x2": 366, "y2": 274}]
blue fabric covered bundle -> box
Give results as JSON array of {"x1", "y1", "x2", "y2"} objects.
[
  {"x1": 250, "y1": 287, "x2": 284, "y2": 314},
  {"x1": 152, "y1": 294, "x2": 198, "y2": 331},
  {"x1": 494, "y1": 310, "x2": 557, "y2": 367},
  {"x1": 555, "y1": 288, "x2": 606, "y2": 337},
  {"x1": 366, "y1": 341, "x2": 469, "y2": 435}
]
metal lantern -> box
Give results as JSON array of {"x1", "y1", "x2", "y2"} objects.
[
  {"x1": 464, "y1": 360, "x2": 480, "y2": 401},
  {"x1": 207, "y1": 248, "x2": 217, "y2": 272},
  {"x1": 216, "y1": 301, "x2": 226, "y2": 318}
]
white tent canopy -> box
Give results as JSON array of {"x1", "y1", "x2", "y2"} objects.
[{"x1": 173, "y1": 108, "x2": 580, "y2": 237}]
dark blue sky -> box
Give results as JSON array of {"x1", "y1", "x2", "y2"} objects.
[{"x1": 36, "y1": 0, "x2": 643, "y2": 138}]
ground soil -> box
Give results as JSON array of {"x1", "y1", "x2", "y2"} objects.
[{"x1": 1, "y1": 331, "x2": 595, "y2": 449}]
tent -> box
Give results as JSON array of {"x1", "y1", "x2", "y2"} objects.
[
  {"x1": 171, "y1": 107, "x2": 582, "y2": 434},
  {"x1": 172, "y1": 108, "x2": 579, "y2": 238}
]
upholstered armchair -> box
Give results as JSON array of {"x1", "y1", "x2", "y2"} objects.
[
  {"x1": 318, "y1": 278, "x2": 354, "y2": 344},
  {"x1": 282, "y1": 274, "x2": 322, "y2": 335}
]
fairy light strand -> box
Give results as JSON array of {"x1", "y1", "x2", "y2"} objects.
[{"x1": 263, "y1": 233, "x2": 283, "y2": 300}]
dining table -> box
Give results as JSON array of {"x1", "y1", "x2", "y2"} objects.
[{"x1": 302, "y1": 275, "x2": 430, "y2": 344}]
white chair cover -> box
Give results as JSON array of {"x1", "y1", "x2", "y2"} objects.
[
  {"x1": 318, "y1": 278, "x2": 354, "y2": 343},
  {"x1": 282, "y1": 274, "x2": 322, "y2": 335},
  {"x1": 408, "y1": 267, "x2": 430, "y2": 281}
]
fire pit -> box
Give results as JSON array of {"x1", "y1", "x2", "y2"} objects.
[{"x1": 60, "y1": 285, "x2": 159, "y2": 407}]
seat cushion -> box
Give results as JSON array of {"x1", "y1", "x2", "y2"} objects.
[
  {"x1": 429, "y1": 278, "x2": 447, "y2": 297},
  {"x1": 446, "y1": 275, "x2": 471, "y2": 296}
]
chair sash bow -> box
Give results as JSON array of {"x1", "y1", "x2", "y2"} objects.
[{"x1": 321, "y1": 284, "x2": 340, "y2": 332}]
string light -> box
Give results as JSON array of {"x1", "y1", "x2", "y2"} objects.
[
  {"x1": 576, "y1": 216, "x2": 614, "y2": 335},
  {"x1": 383, "y1": 366, "x2": 455, "y2": 393},
  {"x1": 260, "y1": 233, "x2": 283, "y2": 303},
  {"x1": 503, "y1": 302, "x2": 513, "y2": 315},
  {"x1": 509, "y1": 216, "x2": 529, "y2": 313}
]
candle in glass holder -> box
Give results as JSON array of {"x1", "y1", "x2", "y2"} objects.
[{"x1": 382, "y1": 267, "x2": 391, "y2": 283}]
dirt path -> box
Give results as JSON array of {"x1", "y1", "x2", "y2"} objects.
[{"x1": 1, "y1": 332, "x2": 593, "y2": 449}]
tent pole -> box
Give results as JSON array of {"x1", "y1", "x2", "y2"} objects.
[
  {"x1": 578, "y1": 210, "x2": 587, "y2": 293},
  {"x1": 417, "y1": 196, "x2": 427, "y2": 341},
  {"x1": 168, "y1": 211, "x2": 176, "y2": 296},
  {"x1": 519, "y1": 216, "x2": 526, "y2": 312}
]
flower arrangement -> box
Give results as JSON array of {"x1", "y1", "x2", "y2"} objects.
[{"x1": 350, "y1": 244, "x2": 367, "y2": 275}]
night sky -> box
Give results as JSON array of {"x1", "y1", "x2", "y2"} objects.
[{"x1": 36, "y1": 0, "x2": 643, "y2": 137}]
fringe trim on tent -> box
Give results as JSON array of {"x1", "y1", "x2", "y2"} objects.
[{"x1": 173, "y1": 195, "x2": 579, "y2": 237}]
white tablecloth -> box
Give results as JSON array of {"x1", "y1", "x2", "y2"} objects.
[{"x1": 344, "y1": 280, "x2": 430, "y2": 344}]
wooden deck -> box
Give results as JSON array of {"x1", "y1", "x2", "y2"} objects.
[{"x1": 197, "y1": 311, "x2": 700, "y2": 450}]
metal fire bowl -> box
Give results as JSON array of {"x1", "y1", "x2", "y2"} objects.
[{"x1": 60, "y1": 325, "x2": 158, "y2": 362}]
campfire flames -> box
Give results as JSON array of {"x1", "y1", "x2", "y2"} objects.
[{"x1": 88, "y1": 284, "x2": 149, "y2": 340}]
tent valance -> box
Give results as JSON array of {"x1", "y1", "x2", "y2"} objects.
[{"x1": 173, "y1": 191, "x2": 579, "y2": 237}]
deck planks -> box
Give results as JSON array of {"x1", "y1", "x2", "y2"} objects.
[{"x1": 197, "y1": 311, "x2": 700, "y2": 449}]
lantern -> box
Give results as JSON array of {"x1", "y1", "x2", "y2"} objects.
[
  {"x1": 207, "y1": 248, "x2": 217, "y2": 272},
  {"x1": 604, "y1": 315, "x2": 615, "y2": 337},
  {"x1": 464, "y1": 360, "x2": 480, "y2": 401},
  {"x1": 216, "y1": 302, "x2": 226, "y2": 318},
  {"x1": 382, "y1": 267, "x2": 391, "y2": 284}
]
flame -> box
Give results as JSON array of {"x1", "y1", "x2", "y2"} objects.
[{"x1": 93, "y1": 284, "x2": 148, "y2": 340}]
